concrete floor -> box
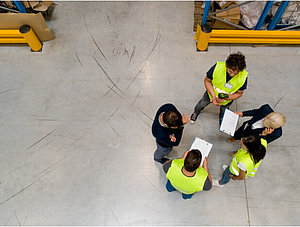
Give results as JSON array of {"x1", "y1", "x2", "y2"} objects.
[{"x1": 0, "y1": 1, "x2": 300, "y2": 225}]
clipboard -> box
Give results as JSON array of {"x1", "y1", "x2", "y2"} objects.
[
  {"x1": 220, "y1": 108, "x2": 239, "y2": 136},
  {"x1": 190, "y1": 137, "x2": 213, "y2": 166}
]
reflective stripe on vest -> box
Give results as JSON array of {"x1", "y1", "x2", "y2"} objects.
[
  {"x1": 229, "y1": 139, "x2": 267, "y2": 178},
  {"x1": 208, "y1": 62, "x2": 248, "y2": 106},
  {"x1": 166, "y1": 159, "x2": 208, "y2": 194},
  {"x1": 230, "y1": 157, "x2": 240, "y2": 176}
]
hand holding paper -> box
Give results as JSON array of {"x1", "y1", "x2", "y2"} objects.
[
  {"x1": 220, "y1": 109, "x2": 239, "y2": 136},
  {"x1": 190, "y1": 137, "x2": 213, "y2": 166}
]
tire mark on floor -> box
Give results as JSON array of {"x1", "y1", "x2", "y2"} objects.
[
  {"x1": 90, "y1": 33, "x2": 108, "y2": 62},
  {"x1": 274, "y1": 93, "x2": 286, "y2": 108},
  {"x1": 93, "y1": 56, "x2": 125, "y2": 95},
  {"x1": 106, "y1": 106, "x2": 120, "y2": 122},
  {"x1": 25, "y1": 130, "x2": 55, "y2": 151}
]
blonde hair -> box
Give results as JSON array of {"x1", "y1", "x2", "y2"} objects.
[{"x1": 263, "y1": 112, "x2": 286, "y2": 129}]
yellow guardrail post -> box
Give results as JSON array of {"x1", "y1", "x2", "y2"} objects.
[
  {"x1": 195, "y1": 24, "x2": 212, "y2": 51},
  {"x1": 19, "y1": 24, "x2": 42, "y2": 52}
]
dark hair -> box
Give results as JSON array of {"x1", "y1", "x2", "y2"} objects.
[
  {"x1": 163, "y1": 110, "x2": 183, "y2": 128},
  {"x1": 242, "y1": 134, "x2": 266, "y2": 164},
  {"x1": 184, "y1": 149, "x2": 202, "y2": 172},
  {"x1": 226, "y1": 52, "x2": 246, "y2": 71}
]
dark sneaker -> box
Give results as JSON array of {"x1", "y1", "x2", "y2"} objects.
[{"x1": 190, "y1": 112, "x2": 198, "y2": 124}]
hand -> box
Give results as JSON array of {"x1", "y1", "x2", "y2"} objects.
[
  {"x1": 169, "y1": 134, "x2": 176, "y2": 142},
  {"x1": 216, "y1": 97, "x2": 225, "y2": 104},
  {"x1": 211, "y1": 97, "x2": 221, "y2": 106},
  {"x1": 230, "y1": 174, "x2": 236, "y2": 180},
  {"x1": 202, "y1": 157, "x2": 208, "y2": 168},
  {"x1": 182, "y1": 114, "x2": 190, "y2": 124},
  {"x1": 182, "y1": 150, "x2": 190, "y2": 159},
  {"x1": 262, "y1": 128, "x2": 274, "y2": 136},
  {"x1": 235, "y1": 111, "x2": 243, "y2": 117}
]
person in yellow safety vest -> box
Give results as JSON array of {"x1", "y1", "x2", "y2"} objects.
[
  {"x1": 213, "y1": 134, "x2": 267, "y2": 187},
  {"x1": 162, "y1": 149, "x2": 212, "y2": 199},
  {"x1": 190, "y1": 52, "x2": 248, "y2": 126}
]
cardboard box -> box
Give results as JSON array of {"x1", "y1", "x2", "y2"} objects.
[
  {"x1": 0, "y1": 12, "x2": 54, "y2": 41},
  {"x1": 218, "y1": 1, "x2": 236, "y2": 9},
  {"x1": 194, "y1": 1, "x2": 215, "y2": 31},
  {"x1": 213, "y1": 19, "x2": 239, "y2": 29},
  {"x1": 2, "y1": 1, "x2": 52, "y2": 12},
  {"x1": 213, "y1": 3, "x2": 240, "y2": 29},
  {"x1": 29, "y1": 1, "x2": 52, "y2": 12}
]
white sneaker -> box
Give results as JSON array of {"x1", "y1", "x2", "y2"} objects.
[
  {"x1": 222, "y1": 165, "x2": 228, "y2": 170},
  {"x1": 212, "y1": 179, "x2": 224, "y2": 188}
]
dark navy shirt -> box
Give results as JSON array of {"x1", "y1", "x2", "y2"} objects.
[
  {"x1": 206, "y1": 64, "x2": 248, "y2": 90},
  {"x1": 152, "y1": 103, "x2": 184, "y2": 148}
]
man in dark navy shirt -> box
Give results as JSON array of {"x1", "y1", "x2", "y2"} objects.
[
  {"x1": 152, "y1": 103, "x2": 190, "y2": 164},
  {"x1": 191, "y1": 52, "x2": 248, "y2": 126}
]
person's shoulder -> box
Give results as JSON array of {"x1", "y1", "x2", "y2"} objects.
[
  {"x1": 160, "y1": 103, "x2": 176, "y2": 109},
  {"x1": 259, "y1": 104, "x2": 274, "y2": 113},
  {"x1": 206, "y1": 64, "x2": 217, "y2": 79},
  {"x1": 157, "y1": 103, "x2": 175, "y2": 113},
  {"x1": 160, "y1": 103, "x2": 180, "y2": 113},
  {"x1": 274, "y1": 126, "x2": 283, "y2": 135}
]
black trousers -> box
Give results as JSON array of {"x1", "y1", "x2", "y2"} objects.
[
  {"x1": 234, "y1": 121, "x2": 253, "y2": 140},
  {"x1": 194, "y1": 91, "x2": 233, "y2": 125}
]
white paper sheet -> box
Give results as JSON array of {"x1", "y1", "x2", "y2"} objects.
[
  {"x1": 220, "y1": 108, "x2": 239, "y2": 136},
  {"x1": 190, "y1": 137, "x2": 213, "y2": 166}
]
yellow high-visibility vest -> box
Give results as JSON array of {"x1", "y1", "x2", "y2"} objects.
[
  {"x1": 229, "y1": 139, "x2": 267, "y2": 178},
  {"x1": 208, "y1": 62, "x2": 248, "y2": 106},
  {"x1": 166, "y1": 159, "x2": 208, "y2": 194}
]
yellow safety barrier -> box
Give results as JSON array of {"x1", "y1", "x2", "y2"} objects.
[
  {"x1": 0, "y1": 24, "x2": 42, "y2": 51},
  {"x1": 195, "y1": 24, "x2": 300, "y2": 51}
]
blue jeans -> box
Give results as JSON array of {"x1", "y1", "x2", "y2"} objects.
[
  {"x1": 154, "y1": 141, "x2": 172, "y2": 162},
  {"x1": 219, "y1": 166, "x2": 235, "y2": 185},
  {"x1": 166, "y1": 180, "x2": 194, "y2": 199}
]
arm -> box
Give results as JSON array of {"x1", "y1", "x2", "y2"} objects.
[
  {"x1": 202, "y1": 157, "x2": 212, "y2": 184},
  {"x1": 180, "y1": 150, "x2": 189, "y2": 159},
  {"x1": 172, "y1": 128, "x2": 183, "y2": 146},
  {"x1": 204, "y1": 77, "x2": 219, "y2": 106},
  {"x1": 230, "y1": 169, "x2": 246, "y2": 180},
  {"x1": 162, "y1": 160, "x2": 173, "y2": 173},
  {"x1": 226, "y1": 90, "x2": 244, "y2": 101},
  {"x1": 216, "y1": 90, "x2": 244, "y2": 104},
  {"x1": 262, "y1": 127, "x2": 282, "y2": 144},
  {"x1": 158, "y1": 127, "x2": 183, "y2": 147},
  {"x1": 242, "y1": 104, "x2": 272, "y2": 117}
]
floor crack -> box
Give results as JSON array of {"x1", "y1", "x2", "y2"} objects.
[{"x1": 244, "y1": 180, "x2": 251, "y2": 226}]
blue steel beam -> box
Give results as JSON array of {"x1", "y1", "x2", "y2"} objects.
[
  {"x1": 254, "y1": 0, "x2": 274, "y2": 30},
  {"x1": 268, "y1": 0, "x2": 290, "y2": 30},
  {"x1": 13, "y1": 1, "x2": 27, "y2": 13},
  {"x1": 201, "y1": 1, "x2": 211, "y2": 26}
]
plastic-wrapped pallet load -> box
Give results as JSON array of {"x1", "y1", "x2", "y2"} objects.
[
  {"x1": 279, "y1": 2, "x2": 300, "y2": 26},
  {"x1": 239, "y1": 1, "x2": 266, "y2": 29}
]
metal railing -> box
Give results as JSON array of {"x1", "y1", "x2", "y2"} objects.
[{"x1": 195, "y1": 0, "x2": 300, "y2": 51}]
